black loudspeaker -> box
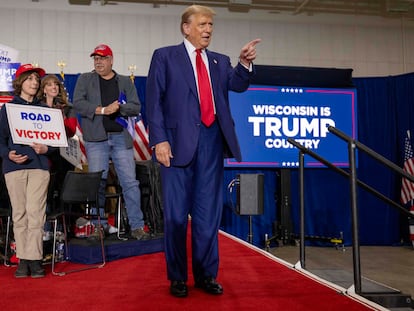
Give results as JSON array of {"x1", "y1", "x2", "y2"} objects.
[
  {"x1": 68, "y1": 0, "x2": 92, "y2": 5},
  {"x1": 236, "y1": 174, "x2": 264, "y2": 215},
  {"x1": 277, "y1": 169, "x2": 293, "y2": 244}
]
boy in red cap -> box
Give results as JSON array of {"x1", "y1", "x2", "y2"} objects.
[{"x1": 0, "y1": 63, "x2": 56, "y2": 278}]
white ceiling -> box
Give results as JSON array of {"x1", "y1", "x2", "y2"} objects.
[{"x1": 67, "y1": 0, "x2": 414, "y2": 18}]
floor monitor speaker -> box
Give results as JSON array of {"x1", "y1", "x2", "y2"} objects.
[
  {"x1": 68, "y1": 0, "x2": 92, "y2": 5},
  {"x1": 236, "y1": 174, "x2": 264, "y2": 215}
]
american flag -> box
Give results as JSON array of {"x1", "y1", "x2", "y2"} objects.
[
  {"x1": 401, "y1": 130, "x2": 414, "y2": 204},
  {"x1": 115, "y1": 96, "x2": 151, "y2": 161},
  {"x1": 132, "y1": 115, "x2": 152, "y2": 161},
  {"x1": 0, "y1": 95, "x2": 13, "y2": 108},
  {"x1": 116, "y1": 115, "x2": 151, "y2": 161},
  {"x1": 75, "y1": 122, "x2": 88, "y2": 165},
  {"x1": 400, "y1": 130, "x2": 414, "y2": 246},
  {"x1": 127, "y1": 72, "x2": 152, "y2": 161}
]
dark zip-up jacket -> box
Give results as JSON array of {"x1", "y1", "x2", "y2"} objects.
[{"x1": 0, "y1": 96, "x2": 56, "y2": 174}]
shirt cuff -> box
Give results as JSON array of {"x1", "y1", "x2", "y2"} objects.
[{"x1": 239, "y1": 61, "x2": 253, "y2": 72}]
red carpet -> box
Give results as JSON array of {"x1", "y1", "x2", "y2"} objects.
[{"x1": 0, "y1": 232, "x2": 380, "y2": 311}]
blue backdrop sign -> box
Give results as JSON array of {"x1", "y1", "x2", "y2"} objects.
[
  {"x1": 226, "y1": 85, "x2": 357, "y2": 168},
  {"x1": 0, "y1": 62, "x2": 20, "y2": 92}
]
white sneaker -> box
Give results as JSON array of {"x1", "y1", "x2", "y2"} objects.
[
  {"x1": 43, "y1": 231, "x2": 53, "y2": 241},
  {"x1": 105, "y1": 224, "x2": 118, "y2": 234}
]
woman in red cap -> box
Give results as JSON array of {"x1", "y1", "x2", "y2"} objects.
[{"x1": 0, "y1": 64, "x2": 56, "y2": 278}]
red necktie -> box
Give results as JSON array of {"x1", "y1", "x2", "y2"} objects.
[{"x1": 196, "y1": 49, "x2": 215, "y2": 127}]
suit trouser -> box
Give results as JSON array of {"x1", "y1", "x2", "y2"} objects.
[
  {"x1": 5, "y1": 169, "x2": 49, "y2": 260},
  {"x1": 161, "y1": 122, "x2": 224, "y2": 282}
]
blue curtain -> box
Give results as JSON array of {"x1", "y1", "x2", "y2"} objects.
[{"x1": 59, "y1": 71, "x2": 414, "y2": 247}]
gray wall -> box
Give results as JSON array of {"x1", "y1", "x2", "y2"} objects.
[{"x1": 1, "y1": 0, "x2": 414, "y2": 77}]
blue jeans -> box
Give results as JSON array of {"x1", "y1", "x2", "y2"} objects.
[{"x1": 85, "y1": 133, "x2": 144, "y2": 230}]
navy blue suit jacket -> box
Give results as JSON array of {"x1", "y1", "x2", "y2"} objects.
[{"x1": 146, "y1": 42, "x2": 254, "y2": 166}]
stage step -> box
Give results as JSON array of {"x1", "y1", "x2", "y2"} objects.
[
  {"x1": 361, "y1": 292, "x2": 413, "y2": 309},
  {"x1": 309, "y1": 268, "x2": 413, "y2": 309},
  {"x1": 68, "y1": 234, "x2": 164, "y2": 264}
]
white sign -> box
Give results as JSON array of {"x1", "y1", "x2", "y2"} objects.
[
  {"x1": 6, "y1": 103, "x2": 68, "y2": 147},
  {"x1": 0, "y1": 43, "x2": 19, "y2": 63},
  {"x1": 60, "y1": 135, "x2": 83, "y2": 170}
]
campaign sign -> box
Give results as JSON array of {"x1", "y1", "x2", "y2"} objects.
[
  {"x1": 6, "y1": 103, "x2": 68, "y2": 147},
  {"x1": 0, "y1": 62, "x2": 19, "y2": 92},
  {"x1": 60, "y1": 135, "x2": 83, "y2": 170},
  {"x1": 226, "y1": 85, "x2": 357, "y2": 168},
  {"x1": 0, "y1": 43, "x2": 19, "y2": 63}
]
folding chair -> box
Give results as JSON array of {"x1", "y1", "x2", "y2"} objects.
[
  {"x1": 136, "y1": 160, "x2": 163, "y2": 235},
  {"x1": 105, "y1": 161, "x2": 128, "y2": 240},
  {"x1": 50, "y1": 170, "x2": 105, "y2": 276},
  {"x1": 0, "y1": 205, "x2": 12, "y2": 266},
  {"x1": 105, "y1": 185, "x2": 128, "y2": 241},
  {"x1": 0, "y1": 160, "x2": 12, "y2": 267}
]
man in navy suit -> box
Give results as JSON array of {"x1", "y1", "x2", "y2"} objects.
[{"x1": 146, "y1": 4, "x2": 260, "y2": 298}]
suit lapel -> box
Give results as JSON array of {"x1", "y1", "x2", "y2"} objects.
[
  {"x1": 206, "y1": 50, "x2": 219, "y2": 99},
  {"x1": 176, "y1": 43, "x2": 198, "y2": 99}
]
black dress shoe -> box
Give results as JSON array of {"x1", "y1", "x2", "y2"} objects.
[
  {"x1": 170, "y1": 281, "x2": 188, "y2": 298},
  {"x1": 195, "y1": 277, "x2": 223, "y2": 295}
]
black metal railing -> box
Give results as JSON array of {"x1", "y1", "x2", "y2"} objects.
[{"x1": 287, "y1": 125, "x2": 413, "y2": 296}]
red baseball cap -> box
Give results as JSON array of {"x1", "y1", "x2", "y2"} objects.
[
  {"x1": 15, "y1": 64, "x2": 46, "y2": 79},
  {"x1": 90, "y1": 44, "x2": 113, "y2": 57}
]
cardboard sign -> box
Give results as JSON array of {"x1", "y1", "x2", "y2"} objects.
[
  {"x1": 59, "y1": 135, "x2": 83, "y2": 170},
  {"x1": 6, "y1": 103, "x2": 68, "y2": 147}
]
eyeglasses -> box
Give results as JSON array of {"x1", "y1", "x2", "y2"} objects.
[{"x1": 93, "y1": 56, "x2": 110, "y2": 61}]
